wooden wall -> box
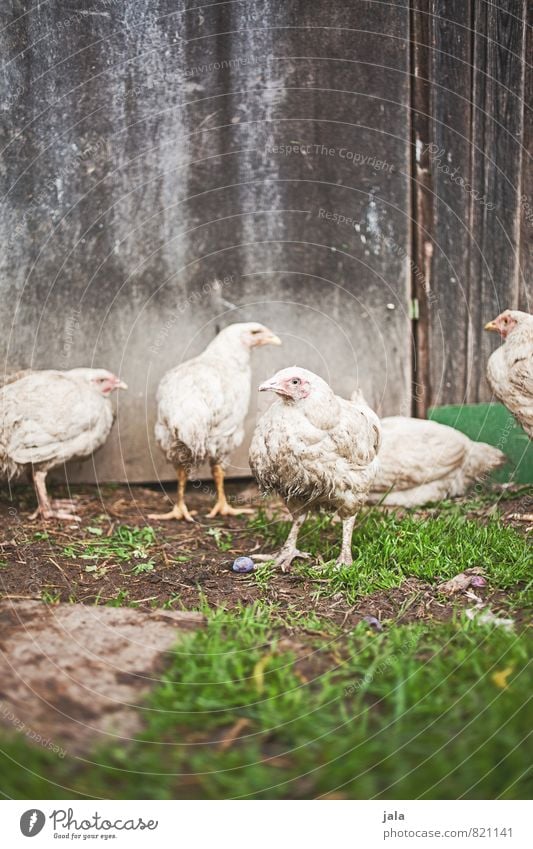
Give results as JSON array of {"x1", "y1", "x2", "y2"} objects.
[{"x1": 412, "y1": 0, "x2": 532, "y2": 410}]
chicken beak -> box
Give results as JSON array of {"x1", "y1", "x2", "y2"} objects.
[
  {"x1": 484, "y1": 320, "x2": 498, "y2": 332},
  {"x1": 266, "y1": 334, "x2": 282, "y2": 346},
  {"x1": 116, "y1": 380, "x2": 128, "y2": 390},
  {"x1": 259, "y1": 378, "x2": 278, "y2": 393}
]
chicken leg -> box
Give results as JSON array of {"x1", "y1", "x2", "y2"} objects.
[
  {"x1": 207, "y1": 464, "x2": 254, "y2": 518},
  {"x1": 336, "y1": 515, "x2": 356, "y2": 567},
  {"x1": 148, "y1": 466, "x2": 197, "y2": 522},
  {"x1": 253, "y1": 512, "x2": 310, "y2": 572},
  {"x1": 30, "y1": 469, "x2": 81, "y2": 521}
]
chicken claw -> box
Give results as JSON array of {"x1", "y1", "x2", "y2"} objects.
[
  {"x1": 276, "y1": 547, "x2": 311, "y2": 572},
  {"x1": 30, "y1": 471, "x2": 82, "y2": 521},
  {"x1": 29, "y1": 506, "x2": 81, "y2": 522},
  {"x1": 148, "y1": 504, "x2": 197, "y2": 522},
  {"x1": 51, "y1": 498, "x2": 78, "y2": 513},
  {"x1": 509, "y1": 513, "x2": 533, "y2": 524},
  {"x1": 148, "y1": 466, "x2": 197, "y2": 521},
  {"x1": 207, "y1": 502, "x2": 254, "y2": 518},
  {"x1": 252, "y1": 549, "x2": 311, "y2": 572},
  {"x1": 251, "y1": 512, "x2": 311, "y2": 572}
]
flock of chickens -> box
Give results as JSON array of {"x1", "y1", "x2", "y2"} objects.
[{"x1": 1, "y1": 309, "x2": 532, "y2": 568}]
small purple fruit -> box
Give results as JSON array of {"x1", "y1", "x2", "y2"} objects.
[
  {"x1": 470, "y1": 575, "x2": 487, "y2": 588},
  {"x1": 232, "y1": 556, "x2": 255, "y2": 574},
  {"x1": 363, "y1": 615, "x2": 383, "y2": 631}
]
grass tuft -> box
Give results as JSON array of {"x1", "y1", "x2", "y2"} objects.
[
  {"x1": 62, "y1": 525, "x2": 156, "y2": 564},
  {"x1": 250, "y1": 509, "x2": 532, "y2": 605}
]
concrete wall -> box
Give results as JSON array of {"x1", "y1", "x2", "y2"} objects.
[{"x1": 0, "y1": 0, "x2": 412, "y2": 482}]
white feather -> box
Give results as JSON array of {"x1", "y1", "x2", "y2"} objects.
[
  {"x1": 250, "y1": 368, "x2": 381, "y2": 518},
  {"x1": 0, "y1": 369, "x2": 115, "y2": 479},
  {"x1": 487, "y1": 311, "x2": 533, "y2": 438},
  {"x1": 367, "y1": 416, "x2": 506, "y2": 506},
  {"x1": 154, "y1": 323, "x2": 271, "y2": 470}
]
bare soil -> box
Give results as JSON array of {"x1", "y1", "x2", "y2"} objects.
[
  {"x1": 1, "y1": 481, "x2": 528, "y2": 629},
  {"x1": 0, "y1": 600, "x2": 203, "y2": 753},
  {"x1": 0, "y1": 482, "x2": 529, "y2": 758}
]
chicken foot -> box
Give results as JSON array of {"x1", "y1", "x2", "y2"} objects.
[
  {"x1": 207, "y1": 464, "x2": 254, "y2": 518},
  {"x1": 509, "y1": 513, "x2": 533, "y2": 524},
  {"x1": 148, "y1": 466, "x2": 197, "y2": 522},
  {"x1": 30, "y1": 470, "x2": 81, "y2": 521},
  {"x1": 336, "y1": 515, "x2": 356, "y2": 568},
  {"x1": 253, "y1": 512, "x2": 310, "y2": 572}
]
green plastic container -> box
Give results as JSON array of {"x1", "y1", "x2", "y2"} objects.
[{"x1": 428, "y1": 403, "x2": 533, "y2": 484}]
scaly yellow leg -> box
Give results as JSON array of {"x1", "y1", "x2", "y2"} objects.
[
  {"x1": 207, "y1": 464, "x2": 254, "y2": 518},
  {"x1": 148, "y1": 466, "x2": 197, "y2": 522}
]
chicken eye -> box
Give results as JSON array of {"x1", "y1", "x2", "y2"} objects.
[
  {"x1": 291, "y1": 378, "x2": 300, "y2": 385},
  {"x1": 251, "y1": 330, "x2": 261, "y2": 335}
]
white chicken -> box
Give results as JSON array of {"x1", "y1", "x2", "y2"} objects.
[
  {"x1": 149, "y1": 322, "x2": 281, "y2": 521},
  {"x1": 485, "y1": 309, "x2": 533, "y2": 438},
  {"x1": 485, "y1": 309, "x2": 533, "y2": 522},
  {"x1": 0, "y1": 368, "x2": 127, "y2": 520},
  {"x1": 249, "y1": 367, "x2": 381, "y2": 569},
  {"x1": 367, "y1": 416, "x2": 506, "y2": 507}
]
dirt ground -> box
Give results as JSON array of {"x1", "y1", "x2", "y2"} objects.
[
  {"x1": 0, "y1": 480, "x2": 530, "y2": 629},
  {"x1": 0, "y1": 601, "x2": 203, "y2": 752},
  {"x1": 0, "y1": 480, "x2": 530, "y2": 759}
]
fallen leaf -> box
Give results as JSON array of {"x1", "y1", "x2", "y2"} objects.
[
  {"x1": 262, "y1": 755, "x2": 292, "y2": 768},
  {"x1": 491, "y1": 666, "x2": 514, "y2": 689},
  {"x1": 464, "y1": 590, "x2": 484, "y2": 604},
  {"x1": 253, "y1": 652, "x2": 275, "y2": 693},
  {"x1": 218, "y1": 717, "x2": 251, "y2": 751},
  {"x1": 319, "y1": 792, "x2": 347, "y2": 800},
  {"x1": 438, "y1": 568, "x2": 485, "y2": 595},
  {"x1": 465, "y1": 608, "x2": 514, "y2": 632}
]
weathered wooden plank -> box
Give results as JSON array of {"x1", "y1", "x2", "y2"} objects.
[
  {"x1": 518, "y1": 2, "x2": 532, "y2": 310},
  {"x1": 467, "y1": 0, "x2": 528, "y2": 401},
  {"x1": 0, "y1": 0, "x2": 412, "y2": 482},
  {"x1": 416, "y1": 0, "x2": 529, "y2": 407},
  {"x1": 420, "y1": 0, "x2": 475, "y2": 409},
  {"x1": 411, "y1": 0, "x2": 437, "y2": 416}
]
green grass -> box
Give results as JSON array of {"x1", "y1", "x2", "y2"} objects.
[
  {"x1": 62, "y1": 525, "x2": 156, "y2": 564},
  {"x1": 40, "y1": 590, "x2": 61, "y2": 604},
  {"x1": 249, "y1": 509, "x2": 532, "y2": 606},
  {"x1": 0, "y1": 605, "x2": 530, "y2": 800},
  {"x1": 206, "y1": 527, "x2": 233, "y2": 551},
  {"x1": 253, "y1": 560, "x2": 276, "y2": 591}
]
